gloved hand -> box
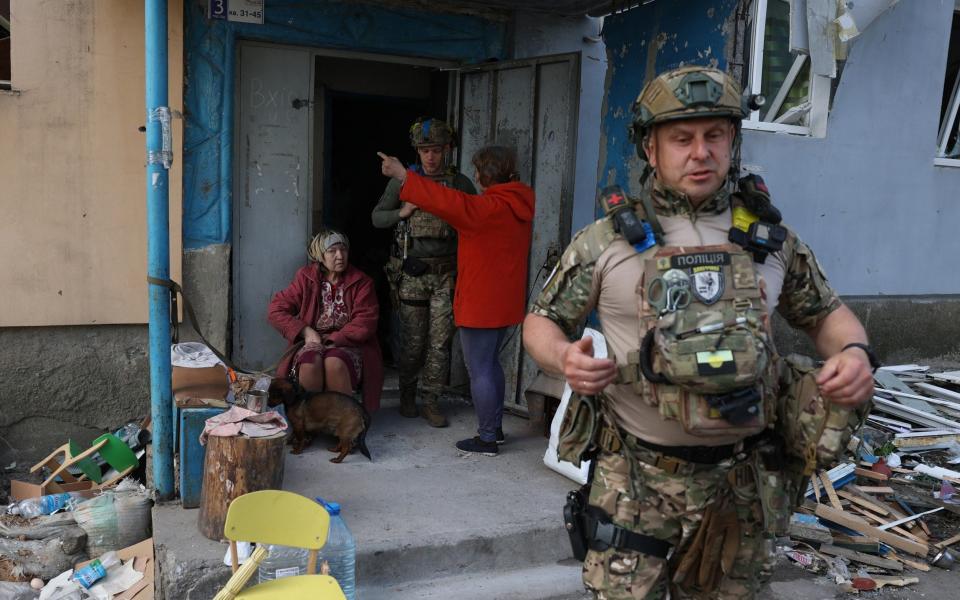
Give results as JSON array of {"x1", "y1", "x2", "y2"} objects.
[{"x1": 672, "y1": 496, "x2": 741, "y2": 593}]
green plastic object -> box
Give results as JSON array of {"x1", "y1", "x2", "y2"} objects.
[
  {"x1": 90, "y1": 433, "x2": 139, "y2": 474},
  {"x1": 68, "y1": 439, "x2": 104, "y2": 484}
]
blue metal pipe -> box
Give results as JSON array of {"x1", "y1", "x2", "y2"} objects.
[{"x1": 145, "y1": 0, "x2": 174, "y2": 500}]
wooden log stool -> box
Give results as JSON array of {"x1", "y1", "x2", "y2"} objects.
[{"x1": 198, "y1": 432, "x2": 286, "y2": 541}]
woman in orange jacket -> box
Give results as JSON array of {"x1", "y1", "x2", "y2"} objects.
[{"x1": 379, "y1": 146, "x2": 535, "y2": 456}]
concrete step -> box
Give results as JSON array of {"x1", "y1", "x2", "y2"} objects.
[
  {"x1": 358, "y1": 561, "x2": 590, "y2": 600},
  {"x1": 154, "y1": 399, "x2": 578, "y2": 599}
]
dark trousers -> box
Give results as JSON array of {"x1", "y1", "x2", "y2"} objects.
[{"x1": 459, "y1": 327, "x2": 507, "y2": 442}]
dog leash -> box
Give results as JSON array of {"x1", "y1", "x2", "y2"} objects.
[{"x1": 148, "y1": 276, "x2": 303, "y2": 376}]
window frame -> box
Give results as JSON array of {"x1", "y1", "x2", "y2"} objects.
[
  {"x1": 741, "y1": 0, "x2": 831, "y2": 138},
  {"x1": 936, "y1": 6, "x2": 960, "y2": 165},
  {"x1": 0, "y1": 6, "x2": 10, "y2": 91}
]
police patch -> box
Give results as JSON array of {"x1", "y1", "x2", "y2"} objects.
[{"x1": 691, "y1": 268, "x2": 724, "y2": 305}]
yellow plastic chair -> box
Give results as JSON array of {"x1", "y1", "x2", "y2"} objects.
[{"x1": 214, "y1": 490, "x2": 347, "y2": 600}]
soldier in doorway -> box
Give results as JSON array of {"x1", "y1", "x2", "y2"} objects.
[
  {"x1": 523, "y1": 66, "x2": 877, "y2": 598},
  {"x1": 372, "y1": 118, "x2": 476, "y2": 427}
]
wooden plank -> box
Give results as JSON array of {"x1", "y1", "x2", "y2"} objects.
[
  {"x1": 820, "y1": 471, "x2": 843, "y2": 511},
  {"x1": 837, "y1": 490, "x2": 889, "y2": 516},
  {"x1": 819, "y1": 544, "x2": 903, "y2": 571},
  {"x1": 858, "y1": 486, "x2": 894, "y2": 495},
  {"x1": 936, "y1": 532, "x2": 960, "y2": 549},
  {"x1": 855, "y1": 467, "x2": 889, "y2": 482},
  {"x1": 815, "y1": 504, "x2": 929, "y2": 556},
  {"x1": 832, "y1": 533, "x2": 880, "y2": 554},
  {"x1": 875, "y1": 370, "x2": 936, "y2": 412},
  {"x1": 887, "y1": 550, "x2": 931, "y2": 572},
  {"x1": 811, "y1": 478, "x2": 822, "y2": 503}
]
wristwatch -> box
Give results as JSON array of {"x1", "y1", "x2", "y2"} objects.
[{"x1": 841, "y1": 342, "x2": 881, "y2": 372}]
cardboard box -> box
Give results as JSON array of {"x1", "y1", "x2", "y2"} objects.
[
  {"x1": 76, "y1": 538, "x2": 154, "y2": 599},
  {"x1": 10, "y1": 478, "x2": 98, "y2": 502},
  {"x1": 172, "y1": 364, "x2": 230, "y2": 407}
]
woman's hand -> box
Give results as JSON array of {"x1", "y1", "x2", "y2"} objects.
[
  {"x1": 302, "y1": 326, "x2": 323, "y2": 346},
  {"x1": 377, "y1": 152, "x2": 407, "y2": 182},
  {"x1": 398, "y1": 202, "x2": 418, "y2": 218}
]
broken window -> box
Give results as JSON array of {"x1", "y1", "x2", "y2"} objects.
[
  {"x1": 937, "y1": 9, "x2": 960, "y2": 161},
  {"x1": 742, "y1": 0, "x2": 830, "y2": 136},
  {"x1": 0, "y1": 0, "x2": 10, "y2": 90}
]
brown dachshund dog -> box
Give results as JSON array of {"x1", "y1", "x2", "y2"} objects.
[{"x1": 267, "y1": 378, "x2": 372, "y2": 463}]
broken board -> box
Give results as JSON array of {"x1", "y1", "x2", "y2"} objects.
[
  {"x1": 875, "y1": 370, "x2": 936, "y2": 412},
  {"x1": 815, "y1": 504, "x2": 928, "y2": 556}
]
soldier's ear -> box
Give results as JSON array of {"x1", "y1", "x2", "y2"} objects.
[{"x1": 644, "y1": 132, "x2": 658, "y2": 169}]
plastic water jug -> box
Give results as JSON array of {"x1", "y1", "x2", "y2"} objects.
[
  {"x1": 257, "y1": 544, "x2": 309, "y2": 582},
  {"x1": 317, "y1": 497, "x2": 356, "y2": 600}
]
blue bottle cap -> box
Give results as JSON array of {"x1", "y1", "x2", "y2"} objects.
[{"x1": 315, "y1": 497, "x2": 340, "y2": 515}]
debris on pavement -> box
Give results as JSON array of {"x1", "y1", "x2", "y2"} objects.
[{"x1": 777, "y1": 363, "x2": 960, "y2": 593}]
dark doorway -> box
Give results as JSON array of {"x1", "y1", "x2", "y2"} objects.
[{"x1": 321, "y1": 77, "x2": 448, "y2": 365}]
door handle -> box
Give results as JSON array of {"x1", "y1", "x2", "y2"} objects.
[{"x1": 291, "y1": 98, "x2": 314, "y2": 110}]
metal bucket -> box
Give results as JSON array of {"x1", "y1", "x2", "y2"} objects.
[{"x1": 243, "y1": 389, "x2": 268, "y2": 413}]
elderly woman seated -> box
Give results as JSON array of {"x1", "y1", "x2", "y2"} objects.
[{"x1": 267, "y1": 229, "x2": 384, "y2": 412}]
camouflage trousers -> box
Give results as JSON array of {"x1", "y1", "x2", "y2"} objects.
[
  {"x1": 583, "y1": 442, "x2": 773, "y2": 600},
  {"x1": 394, "y1": 269, "x2": 455, "y2": 397}
]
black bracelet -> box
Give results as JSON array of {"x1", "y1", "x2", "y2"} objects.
[{"x1": 841, "y1": 342, "x2": 881, "y2": 372}]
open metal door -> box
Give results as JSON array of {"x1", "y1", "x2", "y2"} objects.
[
  {"x1": 451, "y1": 53, "x2": 580, "y2": 413},
  {"x1": 233, "y1": 43, "x2": 314, "y2": 370}
]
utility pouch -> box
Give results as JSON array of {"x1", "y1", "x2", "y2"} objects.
[
  {"x1": 563, "y1": 483, "x2": 591, "y2": 561},
  {"x1": 557, "y1": 392, "x2": 600, "y2": 467},
  {"x1": 383, "y1": 258, "x2": 402, "y2": 307},
  {"x1": 753, "y1": 439, "x2": 790, "y2": 536},
  {"x1": 777, "y1": 354, "x2": 872, "y2": 472},
  {"x1": 674, "y1": 384, "x2": 769, "y2": 437},
  {"x1": 401, "y1": 256, "x2": 430, "y2": 277}
]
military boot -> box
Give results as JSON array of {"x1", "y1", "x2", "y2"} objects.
[
  {"x1": 420, "y1": 393, "x2": 449, "y2": 428},
  {"x1": 399, "y1": 385, "x2": 419, "y2": 418}
]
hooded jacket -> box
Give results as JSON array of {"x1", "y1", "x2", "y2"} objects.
[
  {"x1": 267, "y1": 263, "x2": 384, "y2": 412},
  {"x1": 400, "y1": 172, "x2": 535, "y2": 328}
]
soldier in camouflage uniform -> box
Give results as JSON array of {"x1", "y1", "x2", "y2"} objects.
[
  {"x1": 372, "y1": 118, "x2": 477, "y2": 427},
  {"x1": 523, "y1": 66, "x2": 876, "y2": 599}
]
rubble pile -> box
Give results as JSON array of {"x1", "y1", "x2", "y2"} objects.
[{"x1": 780, "y1": 364, "x2": 960, "y2": 592}]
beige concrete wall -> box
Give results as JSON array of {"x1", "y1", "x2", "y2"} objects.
[{"x1": 0, "y1": 0, "x2": 182, "y2": 326}]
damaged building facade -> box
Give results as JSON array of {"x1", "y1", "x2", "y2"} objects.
[{"x1": 2, "y1": 0, "x2": 960, "y2": 460}]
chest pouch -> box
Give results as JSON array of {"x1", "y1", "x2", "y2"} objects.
[
  {"x1": 634, "y1": 245, "x2": 778, "y2": 436},
  {"x1": 407, "y1": 209, "x2": 455, "y2": 240}
]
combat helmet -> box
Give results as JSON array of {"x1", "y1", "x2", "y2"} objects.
[
  {"x1": 628, "y1": 66, "x2": 759, "y2": 158},
  {"x1": 409, "y1": 118, "x2": 456, "y2": 148}
]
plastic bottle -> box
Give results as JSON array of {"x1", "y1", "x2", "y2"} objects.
[
  {"x1": 72, "y1": 551, "x2": 120, "y2": 589},
  {"x1": 316, "y1": 498, "x2": 356, "y2": 600},
  {"x1": 257, "y1": 544, "x2": 310, "y2": 582},
  {"x1": 7, "y1": 492, "x2": 86, "y2": 518}
]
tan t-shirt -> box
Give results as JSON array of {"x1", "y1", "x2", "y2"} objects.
[{"x1": 531, "y1": 188, "x2": 840, "y2": 447}]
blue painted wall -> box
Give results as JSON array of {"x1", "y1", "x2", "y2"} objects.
[
  {"x1": 599, "y1": 0, "x2": 960, "y2": 296},
  {"x1": 182, "y1": 0, "x2": 507, "y2": 248},
  {"x1": 597, "y1": 0, "x2": 739, "y2": 205},
  {"x1": 741, "y1": 0, "x2": 960, "y2": 295}
]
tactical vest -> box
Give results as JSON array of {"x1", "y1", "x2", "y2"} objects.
[
  {"x1": 614, "y1": 186, "x2": 780, "y2": 437},
  {"x1": 405, "y1": 172, "x2": 457, "y2": 240}
]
